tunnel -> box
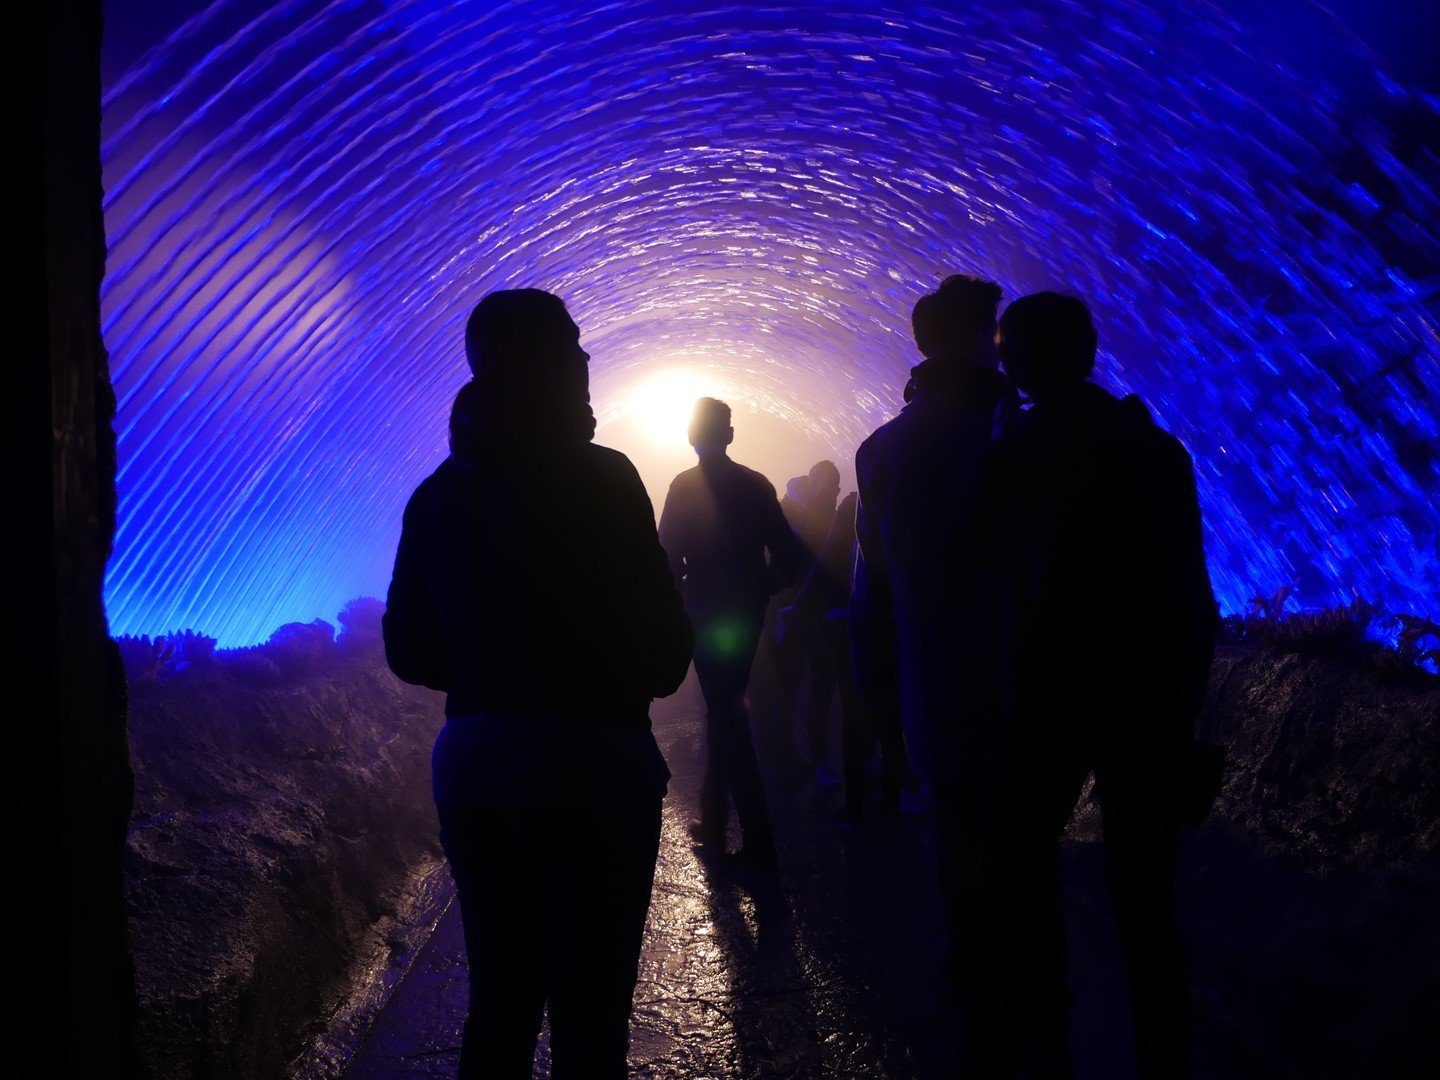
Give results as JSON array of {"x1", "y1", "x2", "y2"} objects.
[
  {"x1": 103, "y1": 0, "x2": 1438, "y2": 646},
  {"x1": 97, "y1": 1, "x2": 1440, "y2": 1076}
]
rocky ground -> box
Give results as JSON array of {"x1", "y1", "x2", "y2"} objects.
[
  {"x1": 124, "y1": 628, "x2": 445, "y2": 1078},
  {"x1": 123, "y1": 633, "x2": 1437, "y2": 1077}
]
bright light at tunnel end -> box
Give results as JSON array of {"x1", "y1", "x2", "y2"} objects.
[{"x1": 624, "y1": 369, "x2": 728, "y2": 446}]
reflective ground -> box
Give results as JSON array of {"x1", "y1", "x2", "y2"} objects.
[{"x1": 343, "y1": 677, "x2": 1333, "y2": 1078}]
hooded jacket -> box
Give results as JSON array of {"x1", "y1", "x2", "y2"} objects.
[
  {"x1": 383, "y1": 379, "x2": 693, "y2": 722},
  {"x1": 851, "y1": 360, "x2": 1016, "y2": 780},
  {"x1": 978, "y1": 380, "x2": 1216, "y2": 744}
]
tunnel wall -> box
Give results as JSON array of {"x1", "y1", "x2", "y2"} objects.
[
  {"x1": 16, "y1": 0, "x2": 139, "y2": 1074},
  {"x1": 123, "y1": 630, "x2": 444, "y2": 1078},
  {"x1": 99, "y1": 0, "x2": 1440, "y2": 648}
]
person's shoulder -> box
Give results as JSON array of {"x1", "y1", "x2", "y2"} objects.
[
  {"x1": 584, "y1": 441, "x2": 641, "y2": 477},
  {"x1": 857, "y1": 403, "x2": 926, "y2": 472},
  {"x1": 407, "y1": 457, "x2": 458, "y2": 503},
  {"x1": 733, "y1": 459, "x2": 779, "y2": 497},
  {"x1": 664, "y1": 461, "x2": 703, "y2": 491},
  {"x1": 856, "y1": 415, "x2": 893, "y2": 465},
  {"x1": 399, "y1": 458, "x2": 463, "y2": 528},
  {"x1": 1118, "y1": 395, "x2": 1189, "y2": 454}
]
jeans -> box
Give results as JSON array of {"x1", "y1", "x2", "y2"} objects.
[
  {"x1": 436, "y1": 796, "x2": 663, "y2": 1079},
  {"x1": 963, "y1": 729, "x2": 1189, "y2": 1079},
  {"x1": 689, "y1": 606, "x2": 774, "y2": 851}
]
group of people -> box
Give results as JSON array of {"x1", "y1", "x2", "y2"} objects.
[{"x1": 382, "y1": 275, "x2": 1218, "y2": 1078}]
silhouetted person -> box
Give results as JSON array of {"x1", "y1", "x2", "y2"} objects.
[
  {"x1": 383, "y1": 289, "x2": 693, "y2": 1079},
  {"x1": 970, "y1": 292, "x2": 1217, "y2": 1078},
  {"x1": 772, "y1": 461, "x2": 844, "y2": 786},
  {"x1": 784, "y1": 491, "x2": 906, "y2": 822},
  {"x1": 754, "y1": 471, "x2": 819, "y2": 778},
  {"x1": 659, "y1": 398, "x2": 802, "y2": 874},
  {"x1": 779, "y1": 472, "x2": 811, "y2": 534},
  {"x1": 850, "y1": 274, "x2": 1015, "y2": 991}
]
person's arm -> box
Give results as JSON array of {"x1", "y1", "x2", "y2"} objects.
[
  {"x1": 760, "y1": 479, "x2": 805, "y2": 591},
  {"x1": 850, "y1": 443, "x2": 898, "y2": 702},
  {"x1": 382, "y1": 487, "x2": 450, "y2": 691},
  {"x1": 792, "y1": 493, "x2": 855, "y2": 621},
  {"x1": 618, "y1": 462, "x2": 695, "y2": 696},
  {"x1": 656, "y1": 478, "x2": 688, "y2": 595},
  {"x1": 1158, "y1": 441, "x2": 1218, "y2": 717}
]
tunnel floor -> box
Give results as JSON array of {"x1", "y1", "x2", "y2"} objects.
[{"x1": 343, "y1": 678, "x2": 1271, "y2": 1078}]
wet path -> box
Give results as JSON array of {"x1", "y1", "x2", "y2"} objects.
[
  {"x1": 344, "y1": 677, "x2": 1278, "y2": 1078},
  {"x1": 346, "y1": 675, "x2": 951, "y2": 1076}
]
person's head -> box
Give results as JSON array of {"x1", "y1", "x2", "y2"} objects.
[
  {"x1": 808, "y1": 460, "x2": 841, "y2": 509},
  {"x1": 688, "y1": 397, "x2": 734, "y2": 456},
  {"x1": 996, "y1": 291, "x2": 1097, "y2": 399},
  {"x1": 455, "y1": 289, "x2": 595, "y2": 452},
  {"x1": 911, "y1": 274, "x2": 1003, "y2": 365},
  {"x1": 464, "y1": 288, "x2": 588, "y2": 391}
]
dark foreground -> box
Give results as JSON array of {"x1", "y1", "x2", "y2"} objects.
[{"x1": 338, "y1": 671, "x2": 1437, "y2": 1078}]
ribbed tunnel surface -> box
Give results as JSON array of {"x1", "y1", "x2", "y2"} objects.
[{"x1": 102, "y1": 0, "x2": 1439, "y2": 645}]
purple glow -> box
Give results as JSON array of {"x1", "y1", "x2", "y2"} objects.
[{"x1": 102, "y1": 0, "x2": 1439, "y2": 645}]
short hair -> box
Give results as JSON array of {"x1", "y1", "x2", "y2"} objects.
[
  {"x1": 809, "y1": 460, "x2": 840, "y2": 485},
  {"x1": 689, "y1": 397, "x2": 732, "y2": 441},
  {"x1": 996, "y1": 291, "x2": 1097, "y2": 392},
  {"x1": 911, "y1": 274, "x2": 1003, "y2": 358},
  {"x1": 464, "y1": 288, "x2": 571, "y2": 377}
]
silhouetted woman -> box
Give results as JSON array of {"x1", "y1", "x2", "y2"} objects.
[{"x1": 383, "y1": 290, "x2": 693, "y2": 1078}]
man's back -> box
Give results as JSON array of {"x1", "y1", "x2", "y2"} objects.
[
  {"x1": 852, "y1": 362, "x2": 1013, "y2": 771},
  {"x1": 385, "y1": 441, "x2": 692, "y2": 719},
  {"x1": 982, "y1": 382, "x2": 1215, "y2": 731},
  {"x1": 659, "y1": 454, "x2": 799, "y2": 613}
]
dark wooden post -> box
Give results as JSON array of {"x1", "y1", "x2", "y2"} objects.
[{"x1": 13, "y1": 1, "x2": 138, "y2": 1074}]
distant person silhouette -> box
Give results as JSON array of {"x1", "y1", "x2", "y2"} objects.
[
  {"x1": 971, "y1": 292, "x2": 1217, "y2": 1078},
  {"x1": 659, "y1": 398, "x2": 802, "y2": 874},
  {"x1": 753, "y1": 471, "x2": 819, "y2": 779},
  {"x1": 772, "y1": 460, "x2": 844, "y2": 787},
  {"x1": 783, "y1": 490, "x2": 906, "y2": 822},
  {"x1": 383, "y1": 289, "x2": 693, "y2": 1079},
  {"x1": 850, "y1": 274, "x2": 1015, "y2": 987}
]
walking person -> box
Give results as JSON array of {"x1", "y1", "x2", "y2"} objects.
[
  {"x1": 782, "y1": 490, "x2": 907, "y2": 823},
  {"x1": 770, "y1": 461, "x2": 844, "y2": 786},
  {"x1": 849, "y1": 273, "x2": 1016, "y2": 1034},
  {"x1": 970, "y1": 291, "x2": 1218, "y2": 1078},
  {"x1": 659, "y1": 397, "x2": 803, "y2": 875},
  {"x1": 383, "y1": 289, "x2": 693, "y2": 1078}
]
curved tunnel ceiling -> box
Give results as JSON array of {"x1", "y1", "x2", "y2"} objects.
[{"x1": 102, "y1": 0, "x2": 1439, "y2": 645}]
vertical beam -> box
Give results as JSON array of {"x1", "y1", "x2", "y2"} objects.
[{"x1": 12, "y1": 1, "x2": 138, "y2": 1074}]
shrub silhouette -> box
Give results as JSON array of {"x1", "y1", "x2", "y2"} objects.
[
  {"x1": 264, "y1": 619, "x2": 337, "y2": 678},
  {"x1": 116, "y1": 630, "x2": 218, "y2": 682},
  {"x1": 1223, "y1": 591, "x2": 1437, "y2": 682},
  {"x1": 336, "y1": 597, "x2": 385, "y2": 653}
]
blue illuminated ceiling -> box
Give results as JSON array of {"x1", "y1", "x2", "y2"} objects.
[{"x1": 102, "y1": 0, "x2": 1439, "y2": 645}]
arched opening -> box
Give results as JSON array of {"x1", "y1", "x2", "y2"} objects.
[{"x1": 98, "y1": 2, "x2": 1439, "y2": 1075}]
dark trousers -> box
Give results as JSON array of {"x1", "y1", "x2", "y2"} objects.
[
  {"x1": 803, "y1": 627, "x2": 838, "y2": 765},
  {"x1": 760, "y1": 600, "x2": 806, "y2": 768},
  {"x1": 933, "y1": 782, "x2": 984, "y2": 987},
  {"x1": 963, "y1": 739, "x2": 1188, "y2": 1079},
  {"x1": 691, "y1": 609, "x2": 774, "y2": 850},
  {"x1": 830, "y1": 619, "x2": 905, "y2": 808},
  {"x1": 436, "y1": 798, "x2": 663, "y2": 1079}
]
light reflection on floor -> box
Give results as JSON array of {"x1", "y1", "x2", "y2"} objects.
[{"x1": 344, "y1": 676, "x2": 951, "y2": 1077}]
